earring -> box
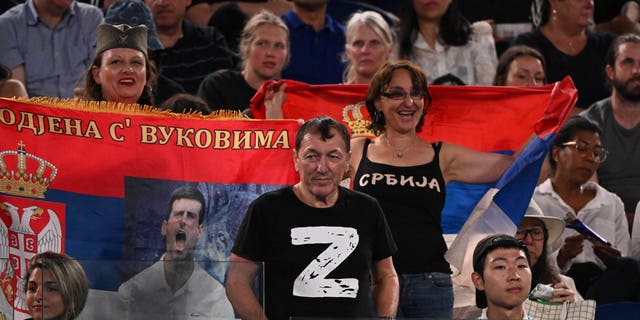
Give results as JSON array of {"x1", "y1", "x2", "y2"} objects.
[
  {"x1": 552, "y1": 9, "x2": 557, "y2": 21},
  {"x1": 375, "y1": 110, "x2": 383, "y2": 123}
]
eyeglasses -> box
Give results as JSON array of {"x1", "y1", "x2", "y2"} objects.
[
  {"x1": 561, "y1": 141, "x2": 609, "y2": 163},
  {"x1": 515, "y1": 228, "x2": 545, "y2": 241},
  {"x1": 382, "y1": 90, "x2": 425, "y2": 101}
]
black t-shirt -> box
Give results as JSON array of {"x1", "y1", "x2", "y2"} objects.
[
  {"x1": 353, "y1": 140, "x2": 450, "y2": 274},
  {"x1": 233, "y1": 186, "x2": 397, "y2": 320},
  {"x1": 511, "y1": 29, "x2": 614, "y2": 109},
  {"x1": 197, "y1": 69, "x2": 255, "y2": 112}
]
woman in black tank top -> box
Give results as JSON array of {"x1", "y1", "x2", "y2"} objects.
[{"x1": 348, "y1": 61, "x2": 527, "y2": 318}]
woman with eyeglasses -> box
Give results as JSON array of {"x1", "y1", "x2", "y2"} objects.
[
  {"x1": 516, "y1": 200, "x2": 581, "y2": 304},
  {"x1": 533, "y1": 116, "x2": 633, "y2": 301},
  {"x1": 349, "y1": 60, "x2": 528, "y2": 318}
]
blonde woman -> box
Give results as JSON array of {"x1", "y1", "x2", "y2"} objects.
[
  {"x1": 343, "y1": 11, "x2": 394, "y2": 85},
  {"x1": 24, "y1": 252, "x2": 89, "y2": 320}
]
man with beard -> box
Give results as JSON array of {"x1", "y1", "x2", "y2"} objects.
[
  {"x1": 118, "y1": 186, "x2": 234, "y2": 319},
  {"x1": 581, "y1": 33, "x2": 640, "y2": 227},
  {"x1": 281, "y1": 0, "x2": 346, "y2": 84}
]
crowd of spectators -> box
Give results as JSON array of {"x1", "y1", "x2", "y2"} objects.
[{"x1": 3, "y1": 0, "x2": 640, "y2": 318}]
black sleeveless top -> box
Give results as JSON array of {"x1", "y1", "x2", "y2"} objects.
[{"x1": 353, "y1": 139, "x2": 450, "y2": 274}]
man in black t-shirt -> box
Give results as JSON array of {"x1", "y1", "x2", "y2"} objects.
[{"x1": 226, "y1": 116, "x2": 398, "y2": 320}]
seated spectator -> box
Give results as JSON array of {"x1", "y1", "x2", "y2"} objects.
[
  {"x1": 262, "y1": 10, "x2": 393, "y2": 118},
  {"x1": 533, "y1": 116, "x2": 639, "y2": 303},
  {"x1": 0, "y1": 63, "x2": 27, "y2": 98},
  {"x1": 197, "y1": 10, "x2": 289, "y2": 113},
  {"x1": 492, "y1": 44, "x2": 557, "y2": 185},
  {"x1": 580, "y1": 33, "x2": 640, "y2": 223},
  {"x1": 516, "y1": 200, "x2": 581, "y2": 303},
  {"x1": 512, "y1": 0, "x2": 614, "y2": 111},
  {"x1": 24, "y1": 251, "x2": 90, "y2": 320},
  {"x1": 83, "y1": 24, "x2": 158, "y2": 105},
  {"x1": 397, "y1": 0, "x2": 497, "y2": 85},
  {"x1": 343, "y1": 10, "x2": 394, "y2": 85},
  {"x1": 453, "y1": 200, "x2": 580, "y2": 319},
  {"x1": 471, "y1": 234, "x2": 532, "y2": 320},
  {"x1": 145, "y1": 0, "x2": 235, "y2": 95},
  {"x1": 0, "y1": 0, "x2": 103, "y2": 98},
  {"x1": 160, "y1": 93, "x2": 211, "y2": 114},
  {"x1": 102, "y1": 0, "x2": 185, "y2": 106},
  {"x1": 493, "y1": 45, "x2": 546, "y2": 86},
  {"x1": 281, "y1": 0, "x2": 346, "y2": 84}
]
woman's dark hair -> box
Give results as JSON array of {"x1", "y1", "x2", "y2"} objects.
[
  {"x1": 537, "y1": 0, "x2": 552, "y2": 27},
  {"x1": 295, "y1": 116, "x2": 351, "y2": 153},
  {"x1": 0, "y1": 64, "x2": 11, "y2": 82},
  {"x1": 398, "y1": 0, "x2": 471, "y2": 60},
  {"x1": 548, "y1": 116, "x2": 603, "y2": 172},
  {"x1": 83, "y1": 51, "x2": 158, "y2": 106},
  {"x1": 160, "y1": 93, "x2": 212, "y2": 115},
  {"x1": 493, "y1": 45, "x2": 547, "y2": 86},
  {"x1": 365, "y1": 60, "x2": 431, "y2": 136},
  {"x1": 605, "y1": 33, "x2": 640, "y2": 68},
  {"x1": 528, "y1": 224, "x2": 561, "y2": 288}
]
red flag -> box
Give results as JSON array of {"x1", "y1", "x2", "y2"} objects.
[{"x1": 250, "y1": 77, "x2": 577, "y2": 152}]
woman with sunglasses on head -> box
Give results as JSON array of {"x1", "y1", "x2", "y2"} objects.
[
  {"x1": 533, "y1": 116, "x2": 636, "y2": 303},
  {"x1": 349, "y1": 60, "x2": 530, "y2": 318}
]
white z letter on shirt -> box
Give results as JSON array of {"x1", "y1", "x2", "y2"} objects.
[{"x1": 291, "y1": 226, "x2": 359, "y2": 298}]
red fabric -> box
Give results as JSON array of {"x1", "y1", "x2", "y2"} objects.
[
  {"x1": 250, "y1": 77, "x2": 577, "y2": 152},
  {"x1": 0, "y1": 99, "x2": 300, "y2": 197}
]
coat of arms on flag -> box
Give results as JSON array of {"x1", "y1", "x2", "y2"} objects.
[{"x1": 0, "y1": 142, "x2": 65, "y2": 316}]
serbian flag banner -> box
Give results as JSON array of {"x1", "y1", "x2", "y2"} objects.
[
  {"x1": 444, "y1": 79, "x2": 576, "y2": 306},
  {"x1": 0, "y1": 98, "x2": 299, "y2": 318},
  {"x1": 251, "y1": 77, "x2": 578, "y2": 234},
  {"x1": 251, "y1": 77, "x2": 576, "y2": 309}
]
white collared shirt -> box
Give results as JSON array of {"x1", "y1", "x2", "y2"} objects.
[
  {"x1": 534, "y1": 180, "x2": 630, "y2": 272},
  {"x1": 406, "y1": 21, "x2": 498, "y2": 85},
  {"x1": 479, "y1": 307, "x2": 534, "y2": 319}
]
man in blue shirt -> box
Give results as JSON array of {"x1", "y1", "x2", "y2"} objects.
[
  {"x1": 282, "y1": 0, "x2": 346, "y2": 84},
  {"x1": 0, "y1": 0, "x2": 103, "y2": 98}
]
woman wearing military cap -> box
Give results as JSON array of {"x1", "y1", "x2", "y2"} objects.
[{"x1": 83, "y1": 23, "x2": 158, "y2": 105}]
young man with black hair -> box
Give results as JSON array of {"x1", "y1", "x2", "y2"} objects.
[{"x1": 471, "y1": 234, "x2": 533, "y2": 320}]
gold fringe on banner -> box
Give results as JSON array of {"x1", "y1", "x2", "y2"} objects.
[{"x1": 1, "y1": 96, "x2": 248, "y2": 120}]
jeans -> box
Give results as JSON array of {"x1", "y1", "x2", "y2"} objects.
[{"x1": 397, "y1": 272, "x2": 453, "y2": 319}]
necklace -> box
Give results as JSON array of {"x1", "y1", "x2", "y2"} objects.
[{"x1": 383, "y1": 135, "x2": 415, "y2": 158}]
